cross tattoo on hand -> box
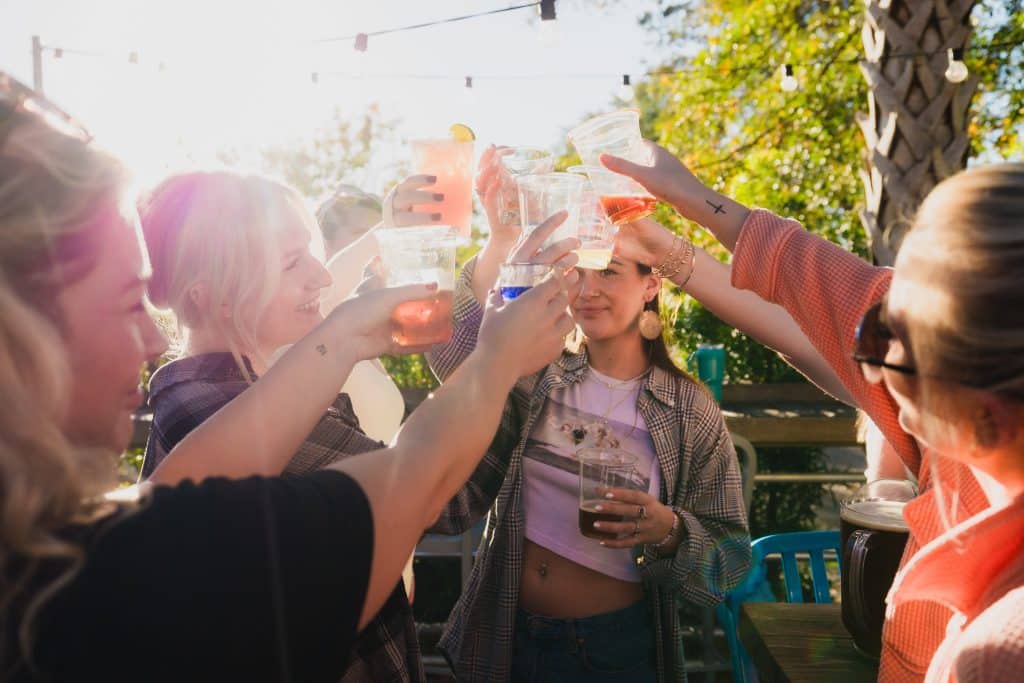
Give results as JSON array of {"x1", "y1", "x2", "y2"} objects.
[{"x1": 706, "y1": 199, "x2": 726, "y2": 215}]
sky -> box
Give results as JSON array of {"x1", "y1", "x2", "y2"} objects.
[{"x1": 0, "y1": 0, "x2": 668, "y2": 192}]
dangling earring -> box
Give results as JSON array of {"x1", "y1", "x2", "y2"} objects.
[{"x1": 638, "y1": 309, "x2": 662, "y2": 340}]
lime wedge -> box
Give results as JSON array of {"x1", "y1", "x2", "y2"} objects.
[{"x1": 449, "y1": 123, "x2": 475, "y2": 142}]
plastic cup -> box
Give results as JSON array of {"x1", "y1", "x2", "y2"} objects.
[
  {"x1": 578, "y1": 165, "x2": 655, "y2": 226},
  {"x1": 374, "y1": 225, "x2": 457, "y2": 346},
  {"x1": 577, "y1": 447, "x2": 645, "y2": 540},
  {"x1": 410, "y1": 139, "x2": 474, "y2": 237},
  {"x1": 567, "y1": 109, "x2": 650, "y2": 167},
  {"x1": 566, "y1": 166, "x2": 619, "y2": 269},
  {"x1": 499, "y1": 262, "x2": 553, "y2": 302},
  {"x1": 516, "y1": 172, "x2": 585, "y2": 249},
  {"x1": 498, "y1": 147, "x2": 555, "y2": 224}
]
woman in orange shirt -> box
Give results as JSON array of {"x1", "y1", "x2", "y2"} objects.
[{"x1": 605, "y1": 144, "x2": 1023, "y2": 682}]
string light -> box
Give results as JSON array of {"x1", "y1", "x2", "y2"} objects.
[
  {"x1": 780, "y1": 64, "x2": 798, "y2": 92},
  {"x1": 618, "y1": 74, "x2": 634, "y2": 101},
  {"x1": 465, "y1": 76, "x2": 473, "y2": 88},
  {"x1": 128, "y1": 51, "x2": 139, "y2": 65},
  {"x1": 945, "y1": 48, "x2": 969, "y2": 84},
  {"x1": 540, "y1": 0, "x2": 556, "y2": 21},
  {"x1": 354, "y1": 33, "x2": 368, "y2": 52}
]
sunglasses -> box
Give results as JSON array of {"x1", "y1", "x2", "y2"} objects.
[
  {"x1": 852, "y1": 300, "x2": 917, "y2": 376},
  {"x1": 0, "y1": 71, "x2": 92, "y2": 151}
]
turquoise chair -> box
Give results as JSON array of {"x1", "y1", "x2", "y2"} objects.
[{"x1": 717, "y1": 530, "x2": 842, "y2": 682}]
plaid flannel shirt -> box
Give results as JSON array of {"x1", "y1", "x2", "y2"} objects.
[
  {"x1": 142, "y1": 352, "x2": 425, "y2": 683},
  {"x1": 426, "y1": 259, "x2": 751, "y2": 683}
]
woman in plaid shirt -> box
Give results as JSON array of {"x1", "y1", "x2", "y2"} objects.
[{"x1": 426, "y1": 149, "x2": 752, "y2": 682}]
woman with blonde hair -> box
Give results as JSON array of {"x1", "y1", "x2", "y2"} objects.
[
  {"x1": 606, "y1": 143, "x2": 1024, "y2": 680},
  {"x1": 0, "y1": 71, "x2": 577, "y2": 681},
  {"x1": 137, "y1": 169, "x2": 444, "y2": 680}
]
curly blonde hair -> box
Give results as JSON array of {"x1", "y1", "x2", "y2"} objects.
[{"x1": 0, "y1": 110, "x2": 124, "y2": 666}]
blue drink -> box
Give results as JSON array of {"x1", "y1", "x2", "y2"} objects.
[{"x1": 500, "y1": 285, "x2": 531, "y2": 301}]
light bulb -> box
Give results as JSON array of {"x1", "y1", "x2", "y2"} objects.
[
  {"x1": 945, "y1": 48, "x2": 969, "y2": 84},
  {"x1": 780, "y1": 64, "x2": 798, "y2": 92},
  {"x1": 618, "y1": 74, "x2": 634, "y2": 101},
  {"x1": 539, "y1": 19, "x2": 560, "y2": 48}
]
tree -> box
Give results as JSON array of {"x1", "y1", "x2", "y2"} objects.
[{"x1": 257, "y1": 104, "x2": 405, "y2": 200}]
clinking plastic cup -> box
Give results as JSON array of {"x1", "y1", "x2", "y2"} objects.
[
  {"x1": 499, "y1": 262, "x2": 553, "y2": 302},
  {"x1": 516, "y1": 172, "x2": 585, "y2": 248},
  {"x1": 567, "y1": 109, "x2": 651, "y2": 168},
  {"x1": 498, "y1": 147, "x2": 555, "y2": 225},
  {"x1": 570, "y1": 163, "x2": 654, "y2": 226},
  {"x1": 374, "y1": 225, "x2": 457, "y2": 346},
  {"x1": 567, "y1": 166, "x2": 619, "y2": 269}
]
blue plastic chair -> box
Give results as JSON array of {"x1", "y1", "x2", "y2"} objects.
[{"x1": 717, "y1": 531, "x2": 842, "y2": 682}]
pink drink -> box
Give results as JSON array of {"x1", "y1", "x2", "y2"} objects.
[
  {"x1": 390, "y1": 290, "x2": 454, "y2": 346},
  {"x1": 411, "y1": 140, "x2": 474, "y2": 237}
]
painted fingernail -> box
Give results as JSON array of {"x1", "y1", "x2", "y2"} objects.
[
  {"x1": 593, "y1": 522, "x2": 602, "y2": 529},
  {"x1": 426, "y1": 282, "x2": 438, "y2": 291},
  {"x1": 433, "y1": 193, "x2": 444, "y2": 201},
  {"x1": 594, "y1": 505, "x2": 603, "y2": 512},
  {"x1": 599, "y1": 541, "x2": 607, "y2": 547},
  {"x1": 431, "y1": 213, "x2": 442, "y2": 221},
  {"x1": 605, "y1": 492, "x2": 615, "y2": 499},
  {"x1": 426, "y1": 175, "x2": 437, "y2": 183}
]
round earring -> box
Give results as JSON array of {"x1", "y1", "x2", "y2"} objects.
[{"x1": 638, "y1": 309, "x2": 663, "y2": 340}]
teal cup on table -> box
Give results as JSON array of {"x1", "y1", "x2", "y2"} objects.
[{"x1": 688, "y1": 343, "x2": 725, "y2": 402}]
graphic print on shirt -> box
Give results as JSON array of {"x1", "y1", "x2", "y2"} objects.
[{"x1": 523, "y1": 393, "x2": 651, "y2": 493}]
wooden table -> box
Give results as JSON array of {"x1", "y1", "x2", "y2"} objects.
[
  {"x1": 721, "y1": 383, "x2": 859, "y2": 448},
  {"x1": 739, "y1": 602, "x2": 878, "y2": 682}
]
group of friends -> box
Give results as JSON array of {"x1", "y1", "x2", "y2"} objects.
[{"x1": 1, "y1": 68, "x2": 1022, "y2": 682}]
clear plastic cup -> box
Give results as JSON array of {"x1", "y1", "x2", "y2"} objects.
[
  {"x1": 567, "y1": 109, "x2": 650, "y2": 167},
  {"x1": 566, "y1": 166, "x2": 618, "y2": 269},
  {"x1": 577, "y1": 165, "x2": 655, "y2": 226},
  {"x1": 577, "y1": 447, "x2": 645, "y2": 540},
  {"x1": 499, "y1": 262, "x2": 553, "y2": 302},
  {"x1": 516, "y1": 172, "x2": 585, "y2": 248},
  {"x1": 567, "y1": 111, "x2": 656, "y2": 225},
  {"x1": 374, "y1": 225, "x2": 457, "y2": 346},
  {"x1": 498, "y1": 147, "x2": 555, "y2": 224},
  {"x1": 410, "y1": 139, "x2": 474, "y2": 237}
]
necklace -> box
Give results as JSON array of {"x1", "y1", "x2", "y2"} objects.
[
  {"x1": 589, "y1": 367, "x2": 649, "y2": 391},
  {"x1": 566, "y1": 367, "x2": 647, "y2": 447}
]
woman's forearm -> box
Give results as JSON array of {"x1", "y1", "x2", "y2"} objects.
[
  {"x1": 150, "y1": 324, "x2": 361, "y2": 485},
  {"x1": 677, "y1": 249, "x2": 855, "y2": 405},
  {"x1": 331, "y1": 346, "x2": 518, "y2": 629},
  {"x1": 322, "y1": 226, "x2": 381, "y2": 311}
]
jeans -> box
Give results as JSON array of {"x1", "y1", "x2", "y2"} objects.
[{"x1": 511, "y1": 601, "x2": 657, "y2": 682}]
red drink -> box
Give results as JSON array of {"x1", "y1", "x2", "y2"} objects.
[
  {"x1": 579, "y1": 500, "x2": 625, "y2": 539},
  {"x1": 390, "y1": 290, "x2": 454, "y2": 346},
  {"x1": 599, "y1": 195, "x2": 657, "y2": 225}
]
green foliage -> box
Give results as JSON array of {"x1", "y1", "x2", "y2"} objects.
[{"x1": 971, "y1": 1, "x2": 1024, "y2": 160}]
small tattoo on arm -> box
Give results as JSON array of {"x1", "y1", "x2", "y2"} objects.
[
  {"x1": 706, "y1": 199, "x2": 726, "y2": 215},
  {"x1": 316, "y1": 344, "x2": 327, "y2": 357}
]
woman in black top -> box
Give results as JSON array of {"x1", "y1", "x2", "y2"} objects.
[{"x1": 0, "y1": 71, "x2": 579, "y2": 681}]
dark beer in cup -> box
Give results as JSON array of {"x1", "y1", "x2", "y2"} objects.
[{"x1": 840, "y1": 497, "x2": 910, "y2": 659}]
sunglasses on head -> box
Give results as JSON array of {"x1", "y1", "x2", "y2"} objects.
[
  {"x1": 852, "y1": 299, "x2": 917, "y2": 376},
  {"x1": 0, "y1": 72, "x2": 92, "y2": 150}
]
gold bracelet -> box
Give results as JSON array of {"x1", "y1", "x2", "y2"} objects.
[
  {"x1": 676, "y1": 242, "x2": 696, "y2": 288},
  {"x1": 652, "y1": 511, "x2": 681, "y2": 552},
  {"x1": 651, "y1": 235, "x2": 682, "y2": 278},
  {"x1": 653, "y1": 236, "x2": 694, "y2": 280}
]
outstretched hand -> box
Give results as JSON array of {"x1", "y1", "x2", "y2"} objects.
[
  {"x1": 328, "y1": 280, "x2": 441, "y2": 360},
  {"x1": 478, "y1": 270, "x2": 581, "y2": 380},
  {"x1": 383, "y1": 174, "x2": 446, "y2": 228}
]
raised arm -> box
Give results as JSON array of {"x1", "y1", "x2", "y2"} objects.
[
  {"x1": 605, "y1": 143, "x2": 918, "y2": 469},
  {"x1": 616, "y1": 218, "x2": 854, "y2": 405},
  {"x1": 149, "y1": 284, "x2": 439, "y2": 485},
  {"x1": 329, "y1": 274, "x2": 580, "y2": 628}
]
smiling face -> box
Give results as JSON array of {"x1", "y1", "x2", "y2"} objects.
[
  {"x1": 253, "y1": 222, "x2": 333, "y2": 358},
  {"x1": 57, "y1": 198, "x2": 168, "y2": 451},
  {"x1": 570, "y1": 257, "x2": 660, "y2": 343}
]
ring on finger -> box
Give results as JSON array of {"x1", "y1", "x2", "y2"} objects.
[
  {"x1": 633, "y1": 520, "x2": 641, "y2": 536},
  {"x1": 638, "y1": 505, "x2": 647, "y2": 520}
]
